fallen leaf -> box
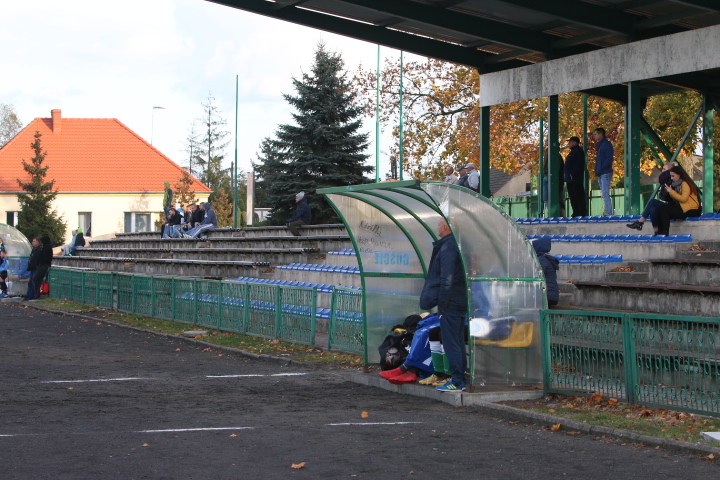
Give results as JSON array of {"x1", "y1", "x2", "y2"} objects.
[
  {"x1": 548, "y1": 408, "x2": 555, "y2": 413},
  {"x1": 270, "y1": 339, "x2": 281, "y2": 345},
  {"x1": 551, "y1": 424, "x2": 561, "y2": 431},
  {"x1": 175, "y1": 348, "x2": 181, "y2": 352},
  {"x1": 361, "y1": 411, "x2": 369, "y2": 419},
  {"x1": 565, "y1": 431, "x2": 580, "y2": 436},
  {"x1": 608, "y1": 398, "x2": 618, "y2": 406},
  {"x1": 291, "y1": 462, "x2": 305, "y2": 469},
  {"x1": 230, "y1": 434, "x2": 238, "y2": 438},
  {"x1": 509, "y1": 421, "x2": 520, "y2": 425},
  {"x1": 706, "y1": 454, "x2": 715, "y2": 460},
  {"x1": 202, "y1": 348, "x2": 212, "y2": 352},
  {"x1": 141, "y1": 443, "x2": 150, "y2": 447},
  {"x1": 639, "y1": 409, "x2": 652, "y2": 417},
  {"x1": 67, "y1": 387, "x2": 73, "y2": 390}
]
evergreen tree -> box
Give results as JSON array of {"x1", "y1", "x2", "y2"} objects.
[
  {"x1": 1, "y1": 103, "x2": 23, "y2": 147},
  {"x1": 182, "y1": 120, "x2": 202, "y2": 179},
  {"x1": 16, "y1": 132, "x2": 67, "y2": 246},
  {"x1": 196, "y1": 94, "x2": 232, "y2": 203},
  {"x1": 254, "y1": 43, "x2": 373, "y2": 225}
]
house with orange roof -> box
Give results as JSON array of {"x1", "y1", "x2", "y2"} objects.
[{"x1": 0, "y1": 109, "x2": 210, "y2": 243}]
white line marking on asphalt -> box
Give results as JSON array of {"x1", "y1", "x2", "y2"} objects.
[
  {"x1": 138, "y1": 427, "x2": 254, "y2": 433},
  {"x1": 40, "y1": 377, "x2": 147, "y2": 384},
  {"x1": 206, "y1": 373, "x2": 308, "y2": 378},
  {"x1": 326, "y1": 422, "x2": 422, "y2": 426}
]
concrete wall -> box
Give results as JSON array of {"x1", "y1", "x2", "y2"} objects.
[
  {"x1": 480, "y1": 24, "x2": 720, "y2": 106},
  {"x1": 0, "y1": 192, "x2": 209, "y2": 244}
]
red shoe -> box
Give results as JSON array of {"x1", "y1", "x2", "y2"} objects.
[
  {"x1": 388, "y1": 371, "x2": 418, "y2": 384},
  {"x1": 379, "y1": 367, "x2": 403, "y2": 380}
]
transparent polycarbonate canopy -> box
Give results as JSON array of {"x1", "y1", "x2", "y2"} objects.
[
  {"x1": 0, "y1": 223, "x2": 33, "y2": 296},
  {"x1": 320, "y1": 181, "x2": 546, "y2": 385}
]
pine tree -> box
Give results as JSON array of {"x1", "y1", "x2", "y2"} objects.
[
  {"x1": 16, "y1": 132, "x2": 67, "y2": 246},
  {"x1": 255, "y1": 43, "x2": 373, "y2": 225},
  {"x1": 196, "y1": 94, "x2": 231, "y2": 202},
  {"x1": 182, "y1": 120, "x2": 202, "y2": 179}
]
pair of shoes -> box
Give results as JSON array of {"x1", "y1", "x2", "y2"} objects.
[
  {"x1": 388, "y1": 371, "x2": 418, "y2": 384},
  {"x1": 656, "y1": 230, "x2": 669, "y2": 236},
  {"x1": 379, "y1": 367, "x2": 403, "y2": 380},
  {"x1": 626, "y1": 221, "x2": 643, "y2": 230},
  {"x1": 0, "y1": 292, "x2": 7, "y2": 298},
  {"x1": 419, "y1": 374, "x2": 440, "y2": 385},
  {"x1": 436, "y1": 381, "x2": 466, "y2": 392}
]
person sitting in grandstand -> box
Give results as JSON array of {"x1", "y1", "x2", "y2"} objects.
[
  {"x1": 61, "y1": 230, "x2": 78, "y2": 256},
  {"x1": 181, "y1": 202, "x2": 217, "y2": 238},
  {"x1": 162, "y1": 207, "x2": 182, "y2": 238},
  {"x1": 172, "y1": 203, "x2": 197, "y2": 238},
  {"x1": 69, "y1": 229, "x2": 86, "y2": 256}
]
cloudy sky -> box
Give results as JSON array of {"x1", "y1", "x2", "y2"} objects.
[{"x1": 1, "y1": 0, "x2": 419, "y2": 179}]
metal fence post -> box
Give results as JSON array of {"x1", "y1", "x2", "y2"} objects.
[
  {"x1": 217, "y1": 281, "x2": 223, "y2": 330},
  {"x1": 622, "y1": 314, "x2": 637, "y2": 405},
  {"x1": 275, "y1": 285, "x2": 282, "y2": 340},
  {"x1": 242, "y1": 282, "x2": 249, "y2": 335},
  {"x1": 151, "y1": 276, "x2": 156, "y2": 319}
]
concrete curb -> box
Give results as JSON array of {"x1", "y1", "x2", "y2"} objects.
[{"x1": 16, "y1": 302, "x2": 720, "y2": 458}]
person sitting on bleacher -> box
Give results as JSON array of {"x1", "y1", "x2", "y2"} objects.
[
  {"x1": 626, "y1": 162, "x2": 677, "y2": 234},
  {"x1": 61, "y1": 230, "x2": 78, "y2": 256},
  {"x1": 654, "y1": 165, "x2": 702, "y2": 236},
  {"x1": 181, "y1": 202, "x2": 217, "y2": 238},
  {"x1": 69, "y1": 229, "x2": 86, "y2": 256},
  {"x1": 286, "y1": 192, "x2": 312, "y2": 236},
  {"x1": 162, "y1": 207, "x2": 182, "y2": 238},
  {"x1": 172, "y1": 203, "x2": 197, "y2": 238},
  {"x1": 533, "y1": 237, "x2": 559, "y2": 306}
]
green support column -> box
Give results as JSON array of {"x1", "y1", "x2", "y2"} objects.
[
  {"x1": 704, "y1": 101, "x2": 715, "y2": 213},
  {"x1": 479, "y1": 105, "x2": 490, "y2": 198},
  {"x1": 547, "y1": 95, "x2": 560, "y2": 218},
  {"x1": 583, "y1": 95, "x2": 589, "y2": 215},
  {"x1": 538, "y1": 117, "x2": 544, "y2": 218},
  {"x1": 625, "y1": 82, "x2": 641, "y2": 215}
]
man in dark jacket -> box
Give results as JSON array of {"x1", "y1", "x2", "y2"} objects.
[
  {"x1": 32, "y1": 235, "x2": 53, "y2": 299},
  {"x1": 23, "y1": 237, "x2": 42, "y2": 301},
  {"x1": 286, "y1": 192, "x2": 312, "y2": 236},
  {"x1": 419, "y1": 218, "x2": 468, "y2": 392},
  {"x1": 564, "y1": 136, "x2": 587, "y2": 217},
  {"x1": 533, "y1": 237, "x2": 559, "y2": 306},
  {"x1": 182, "y1": 202, "x2": 217, "y2": 239},
  {"x1": 593, "y1": 127, "x2": 614, "y2": 216}
]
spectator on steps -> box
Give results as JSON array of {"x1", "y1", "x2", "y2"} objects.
[
  {"x1": 162, "y1": 207, "x2": 182, "y2": 238},
  {"x1": 444, "y1": 166, "x2": 458, "y2": 184},
  {"x1": 32, "y1": 234, "x2": 53, "y2": 299},
  {"x1": 182, "y1": 202, "x2": 217, "y2": 238},
  {"x1": 653, "y1": 165, "x2": 702, "y2": 236},
  {"x1": 626, "y1": 162, "x2": 679, "y2": 234},
  {"x1": 61, "y1": 230, "x2": 77, "y2": 256},
  {"x1": 163, "y1": 181, "x2": 174, "y2": 220},
  {"x1": 533, "y1": 237, "x2": 560, "y2": 307},
  {"x1": 456, "y1": 166, "x2": 468, "y2": 188},
  {"x1": 286, "y1": 192, "x2": 312, "y2": 236},
  {"x1": 69, "y1": 229, "x2": 86, "y2": 256},
  {"x1": 172, "y1": 203, "x2": 196, "y2": 238},
  {"x1": 0, "y1": 250, "x2": 8, "y2": 297}
]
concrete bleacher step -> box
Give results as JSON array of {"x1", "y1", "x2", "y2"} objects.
[
  {"x1": 114, "y1": 224, "x2": 347, "y2": 240},
  {"x1": 89, "y1": 236, "x2": 351, "y2": 252},
  {"x1": 76, "y1": 247, "x2": 327, "y2": 265}
]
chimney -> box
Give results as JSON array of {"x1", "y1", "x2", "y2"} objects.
[{"x1": 51, "y1": 109, "x2": 61, "y2": 133}]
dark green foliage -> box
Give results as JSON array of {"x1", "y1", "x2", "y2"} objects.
[
  {"x1": 16, "y1": 132, "x2": 67, "y2": 246},
  {"x1": 254, "y1": 43, "x2": 373, "y2": 225}
]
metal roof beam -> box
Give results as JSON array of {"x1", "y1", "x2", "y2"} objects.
[
  {"x1": 338, "y1": 0, "x2": 553, "y2": 52},
  {"x1": 497, "y1": 0, "x2": 636, "y2": 35},
  {"x1": 670, "y1": 1, "x2": 720, "y2": 11},
  {"x1": 209, "y1": 0, "x2": 490, "y2": 69}
]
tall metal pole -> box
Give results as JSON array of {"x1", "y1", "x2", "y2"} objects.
[
  {"x1": 375, "y1": 45, "x2": 381, "y2": 183},
  {"x1": 233, "y1": 75, "x2": 239, "y2": 228},
  {"x1": 538, "y1": 116, "x2": 545, "y2": 218},
  {"x1": 399, "y1": 51, "x2": 404, "y2": 181}
]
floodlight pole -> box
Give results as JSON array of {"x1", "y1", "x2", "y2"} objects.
[
  {"x1": 399, "y1": 51, "x2": 404, "y2": 181},
  {"x1": 234, "y1": 74, "x2": 239, "y2": 228},
  {"x1": 376, "y1": 45, "x2": 381, "y2": 183}
]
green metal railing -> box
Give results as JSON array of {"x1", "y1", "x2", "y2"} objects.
[
  {"x1": 48, "y1": 268, "x2": 359, "y2": 352},
  {"x1": 328, "y1": 287, "x2": 364, "y2": 354},
  {"x1": 542, "y1": 310, "x2": 720, "y2": 417}
]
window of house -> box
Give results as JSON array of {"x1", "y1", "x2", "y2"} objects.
[
  {"x1": 6, "y1": 212, "x2": 19, "y2": 227},
  {"x1": 124, "y1": 213, "x2": 152, "y2": 233},
  {"x1": 78, "y1": 212, "x2": 92, "y2": 237}
]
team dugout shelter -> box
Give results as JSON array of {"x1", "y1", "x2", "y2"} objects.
[{"x1": 320, "y1": 181, "x2": 545, "y2": 386}]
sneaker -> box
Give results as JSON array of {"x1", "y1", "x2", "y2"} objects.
[
  {"x1": 419, "y1": 374, "x2": 440, "y2": 385},
  {"x1": 379, "y1": 367, "x2": 403, "y2": 380},
  {"x1": 436, "y1": 381, "x2": 466, "y2": 392},
  {"x1": 388, "y1": 371, "x2": 418, "y2": 385},
  {"x1": 626, "y1": 221, "x2": 643, "y2": 230},
  {"x1": 432, "y1": 376, "x2": 451, "y2": 387},
  {"x1": 0, "y1": 292, "x2": 7, "y2": 298}
]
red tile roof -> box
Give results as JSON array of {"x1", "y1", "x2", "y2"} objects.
[{"x1": 0, "y1": 110, "x2": 211, "y2": 193}]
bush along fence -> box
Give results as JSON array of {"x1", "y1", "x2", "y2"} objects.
[
  {"x1": 47, "y1": 268, "x2": 365, "y2": 355},
  {"x1": 542, "y1": 310, "x2": 720, "y2": 417}
]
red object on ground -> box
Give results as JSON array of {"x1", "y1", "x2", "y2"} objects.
[
  {"x1": 388, "y1": 371, "x2": 418, "y2": 384},
  {"x1": 379, "y1": 367, "x2": 403, "y2": 380}
]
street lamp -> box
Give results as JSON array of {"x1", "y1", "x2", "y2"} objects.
[{"x1": 151, "y1": 106, "x2": 165, "y2": 145}]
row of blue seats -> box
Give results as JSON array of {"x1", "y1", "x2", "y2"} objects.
[
  {"x1": 278, "y1": 263, "x2": 360, "y2": 274},
  {"x1": 527, "y1": 234, "x2": 692, "y2": 243},
  {"x1": 175, "y1": 292, "x2": 362, "y2": 321},
  {"x1": 230, "y1": 276, "x2": 361, "y2": 294},
  {"x1": 554, "y1": 254, "x2": 622, "y2": 263},
  {"x1": 328, "y1": 249, "x2": 356, "y2": 256},
  {"x1": 517, "y1": 213, "x2": 720, "y2": 224}
]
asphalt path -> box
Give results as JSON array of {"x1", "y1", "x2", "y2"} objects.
[{"x1": 1, "y1": 303, "x2": 718, "y2": 479}]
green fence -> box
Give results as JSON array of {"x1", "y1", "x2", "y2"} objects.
[
  {"x1": 328, "y1": 287, "x2": 364, "y2": 355},
  {"x1": 542, "y1": 310, "x2": 720, "y2": 417},
  {"x1": 47, "y1": 268, "x2": 361, "y2": 352}
]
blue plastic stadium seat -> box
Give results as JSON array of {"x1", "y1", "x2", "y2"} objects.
[
  {"x1": 676, "y1": 234, "x2": 692, "y2": 242},
  {"x1": 580, "y1": 255, "x2": 597, "y2": 264},
  {"x1": 577, "y1": 216, "x2": 591, "y2": 223},
  {"x1": 591, "y1": 235, "x2": 606, "y2": 242},
  {"x1": 609, "y1": 255, "x2": 622, "y2": 262}
]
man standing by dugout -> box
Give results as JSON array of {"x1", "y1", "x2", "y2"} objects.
[
  {"x1": 420, "y1": 218, "x2": 468, "y2": 392},
  {"x1": 564, "y1": 136, "x2": 588, "y2": 217}
]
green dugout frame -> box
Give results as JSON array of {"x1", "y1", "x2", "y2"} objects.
[{"x1": 319, "y1": 181, "x2": 547, "y2": 386}]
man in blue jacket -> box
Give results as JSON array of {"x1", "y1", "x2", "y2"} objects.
[
  {"x1": 564, "y1": 136, "x2": 587, "y2": 217},
  {"x1": 286, "y1": 192, "x2": 312, "y2": 236},
  {"x1": 182, "y1": 202, "x2": 217, "y2": 239},
  {"x1": 593, "y1": 127, "x2": 614, "y2": 216},
  {"x1": 419, "y1": 218, "x2": 468, "y2": 392}
]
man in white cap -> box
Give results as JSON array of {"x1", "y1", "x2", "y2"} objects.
[
  {"x1": 286, "y1": 192, "x2": 312, "y2": 236},
  {"x1": 465, "y1": 163, "x2": 479, "y2": 192}
]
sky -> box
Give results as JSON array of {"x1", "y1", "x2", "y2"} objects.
[{"x1": 1, "y1": 0, "x2": 421, "y2": 180}]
